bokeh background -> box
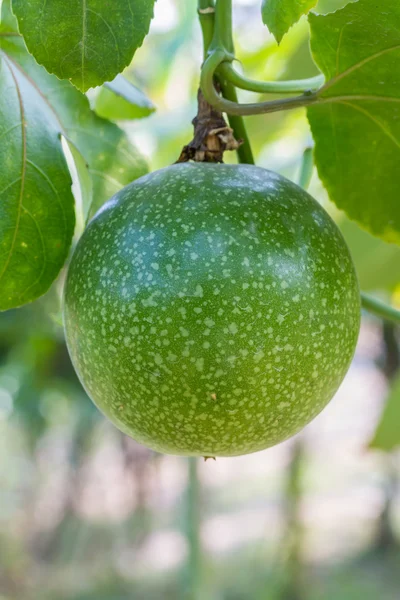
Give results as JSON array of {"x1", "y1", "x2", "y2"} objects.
[{"x1": 2, "y1": 1, "x2": 400, "y2": 598}]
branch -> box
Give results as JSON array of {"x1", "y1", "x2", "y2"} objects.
[
  {"x1": 219, "y1": 62, "x2": 325, "y2": 95},
  {"x1": 361, "y1": 293, "x2": 400, "y2": 325},
  {"x1": 201, "y1": 51, "x2": 319, "y2": 116}
]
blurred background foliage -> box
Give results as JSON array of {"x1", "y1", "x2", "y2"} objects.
[{"x1": 2, "y1": 0, "x2": 400, "y2": 598}]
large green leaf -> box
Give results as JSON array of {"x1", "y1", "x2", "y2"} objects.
[
  {"x1": 262, "y1": 0, "x2": 317, "y2": 44},
  {"x1": 308, "y1": 0, "x2": 400, "y2": 244},
  {"x1": 94, "y1": 74, "x2": 155, "y2": 121},
  {"x1": 12, "y1": 0, "x2": 156, "y2": 92},
  {"x1": 0, "y1": 12, "x2": 75, "y2": 310},
  {"x1": 370, "y1": 372, "x2": 400, "y2": 451},
  {"x1": 1, "y1": 2, "x2": 148, "y2": 221}
]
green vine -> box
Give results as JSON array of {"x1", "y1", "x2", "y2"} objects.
[
  {"x1": 219, "y1": 63, "x2": 324, "y2": 95},
  {"x1": 198, "y1": 0, "x2": 215, "y2": 61},
  {"x1": 218, "y1": 76, "x2": 255, "y2": 164},
  {"x1": 201, "y1": 48, "x2": 319, "y2": 116},
  {"x1": 210, "y1": 0, "x2": 234, "y2": 56},
  {"x1": 200, "y1": 0, "x2": 321, "y2": 116},
  {"x1": 298, "y1": 147, "x2": 314, "y2": 190},
  {"x1": 199, "y1": 0, "x2": 254, "y2": 164},
  {"x1": 361, "y1": 293, "x2": 400, "y2": 325}
]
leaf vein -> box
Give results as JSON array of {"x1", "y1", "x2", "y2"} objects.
[
  {"x1": 0, "y1": 122, "x2": 23, "y2": 142},
  {"x1": 86, "y1": 8, "x2": 121, "y2": 63},
  {"x1": 0, "y1": 57, "x2": 27, "y2": 285},
  {"x1": 26, "y1": 159, "x2": 68, "y2": 239},
  {"x1": 322, "y1": 44, "x2": 400, "y2": 92},
  {"x1": 337, "y1": 100, "x2": 400, "y2": 151},
  {"x1": 18, "y1": 204, "x2": 47, "y2": 298}
]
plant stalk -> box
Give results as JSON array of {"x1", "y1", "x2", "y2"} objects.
[
  {"x1": 298, "y1": 148, "x2": 314, "y2": 190},
  {"x1": 218, "y1": 77, "x2": 255, "y2": 164},
  {"x1": 184, "y1": 457, "x2": 203, "y2": 600},
  {"x1": 361, "y1": 293, "x2": 400, "y2": 325},
  {"x1": 199, "y1": 0, "x2": 255, "y2": 164},
  {"x1": 198, "y1": 0, "x2": 215, "y2": 61},
  {"x1": 211, "y1": 0, "x2": 234, "y2": 55},
  {"x1": 201, "y1": 51, "x2": 319, "y2": 116},
  {"x1": 219, "y1": 62, "x2": 324, "y2": 95}
]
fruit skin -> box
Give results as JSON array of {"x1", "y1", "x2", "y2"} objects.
[{"x1": 63, "y1": 163, "x2": 360, "y2": 457}]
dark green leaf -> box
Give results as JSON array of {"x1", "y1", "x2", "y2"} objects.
[
  {"x1": 370, "y1": 373, "x2": 400, "y2": 451},
  {"x1": 339, "y1": 217, "x2": 400, "y2": 292},
  {"x1": 11, "y1": 0, "x2": 156, "y2": 92},
  {"x1": 308, "y1": 0, "x2": 400, "y2": 244},
  {"x1": 262, "y1": 0, "x2": 317, "y2": 44},
  {"x1": 94, "y1": 74, "x2": 155, "y2": 121},
  {"x1": 1, "y1": 6, "x2": 148, "y2": 222},
  {"x1": 0, "y1": 14, "x2": 75, "y2": 310}
]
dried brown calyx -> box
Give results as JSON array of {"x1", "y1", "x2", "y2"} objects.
[{"x1": 177, "y1": 88, "x2": 242, "y2": 163}]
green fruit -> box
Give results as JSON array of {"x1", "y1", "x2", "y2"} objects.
[{"x1": 63, "y1": 163, "x2": 360, "y2": 457}]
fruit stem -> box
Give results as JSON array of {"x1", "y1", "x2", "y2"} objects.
[
  {"x1": 361, "y1": 293, "x2": 400, "y2": 324},
  {"x1": 298, "y1": 147, "x2": 314, "y2": 190}
]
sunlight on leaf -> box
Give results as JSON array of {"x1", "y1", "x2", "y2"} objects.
[{"x1": 308, "y1": 0, "x2": 400, "y2": 244}]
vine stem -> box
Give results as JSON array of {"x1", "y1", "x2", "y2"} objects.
[
  {"x1": 198, "y1": 0, "x2": 254, "y2": 164},
  {"x1": 361, "y1": 293, "x2": 400, "y2": 325},
  {"x1": 184, "y1": 457, "x2": 203, "y2": 600},
  {"x1": 298, "y1": 147, "x2": 314, "y2": 190},
  {"x1": 218, "y1": 77, "x2": 255, "y2": 164},
  {"x1": 198, "y1": 0, "x2": 215, "y2": 61},
  {"x1": 219, "y1": 62, "x2": 325, "y2": 95},
  {"x1": 200, "y1": 0, "x2": 321, "y2": 116},
  {"x1": 211, "y1": 0, "x2": 254, "y2": 163},
  {"x1": 210, "y1": 0, "x2": 234, "y2": 56},
  {"x1": 201, "y1": 50, "x2": 319, "y2": 116}
]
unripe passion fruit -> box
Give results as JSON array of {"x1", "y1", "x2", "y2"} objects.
[{"x1": 64, "y1": 163, "x2": 360, "y2": 457}]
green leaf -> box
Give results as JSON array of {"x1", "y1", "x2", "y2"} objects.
[
  {"x1": 1, "y1": 5, "x2": 148, "y2": 222},
  {"x1": 11, "y1": 0, "x2": 156, "y2": 92},
  {"x1": 308, "y1": 0, "x2": 400, "y2": 244},
  {"x1": 339, "y1": 217, "x2": 400, "y2": 292},
  {"x1": 370, "y1": 372, "x2": 400, "y2": 451},
  {"x1": 0, "y1": 20, "x2": 75, "y2": 310},
  {"x1": 262, "y1": 0, "x2": 318, "y2": 44},
  {"x1": 94, "y1": 74, "x2": 156, "y2": 121},
  {"x1": 0, "y1": 0, "x2": 16, "y2": 30}
]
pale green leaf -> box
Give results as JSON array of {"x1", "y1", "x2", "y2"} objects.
[
  {"x1": 308, "y1": 0, "x2": 400, "y2": 244},
  {"x1": 12, "y1": 0, "x2": 156, "y2": 92},
  {"x1": 94, "y1": 74, "x2": 155, "y2": 121},
  {"x1": 262, "y1": 0, "x2": 318, "y2": 44},
  {"x1": 370, "y1": 372, "x2": 400, "y2": 451},
  {"x1": 339, "y1": 217, "x2": 400, "y2": 292}
]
